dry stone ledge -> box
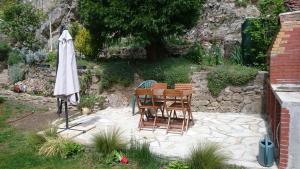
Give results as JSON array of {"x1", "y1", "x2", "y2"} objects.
[{"x1": 191, "y1": 71, "x2": 268, "y2": 113}]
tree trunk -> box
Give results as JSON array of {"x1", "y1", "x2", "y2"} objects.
[{"x1": 145, "y1": 40, "x2": 167, "y2": 61}]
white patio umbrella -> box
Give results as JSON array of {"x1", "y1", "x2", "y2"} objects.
[
  {"x1": 54, "y1": 29, "x2": 80, "y2": 105},
  {"x1": 54, "y1": 29, "x2": 80, "y2": 130}
]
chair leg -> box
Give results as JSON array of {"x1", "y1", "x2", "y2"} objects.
[
  {"x1": 152, "y1": 108, "x2": 158, "y2": 132},
  {"x1": 166, "y1": 110, "x2": 172, "y2": 134},
  {"x1": 138, "y1": 109, "x2": 145, "y2": 130},
  {"x1": 181, "y1": 111, "x2": 186, "y2": 135},
  {"x1": 186, "y1": 110, "x2": 190, "y2": 132}
]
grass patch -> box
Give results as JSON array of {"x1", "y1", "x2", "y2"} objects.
[
  {"x1": 126, "y1": 140, "x2": 163, "y2": 169},
  {"x1": 93, "y1": 128, "x2": 125, "y2": 157},
  {"x1": 187, "y1": 143, "x2": 228, "y2": 169},
  {"x1": 207, "y1": 64, "x2": 258, "y2": 96}
]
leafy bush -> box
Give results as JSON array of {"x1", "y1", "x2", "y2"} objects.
[
  {"x1": 230, "y1": 45, "x2": 243, "y2": 65},
  {"x1": 74, "y1": 27, "x2": 93, "y2": 59},
  {"x1": 69, "y1": 21, "x2": 81, "y2": 38},
  {"x1": 39, "y1": 137, "x2": 84, "y2": 158},
  {"x1": 0, "y1": 96, "x2": 5, "y2": 104},
  {"x1": 167, "y1": 160, "x2": 189, "y2": 169},
  {"x1": 8, "y1": 63, "x2": 25, "y2": 83},
  {"x1": 19, "y1": 48, "x2": 47, "y2": 65},
  {"x1": 187, "y1": 143, "x2": 228, "y2": 169},
  {"x1": 243, "y1": 0, "x2": 287, "y2": 69},
  {"x1": 78, "y1": 94, "x2": 105, "y2": 111},
  {"x1": 0, "y1": 42, "x2": 11, "y2": 61},
  {"x1": 126, "y1": 140, "x2": 162, "y2": 169},
  {"x1": 207, "y1": 64, "x2": 258, "y2": 96},
  {"x1": 100, "y1": 61, "x2": 134, "y2": 90},
  {"x1": 26, "y1": 132, "x2": 47, "y2": 149},
  {"x1": 46, "y1": 51, "x2": 57, "y2": 65},
  {"x1": 166, "y1": 35, "x2": 189, "y2": 46},
  {"x1": 7, "y1": 50, "x2": 24, "y2": 65},
  {"x1": 0, "y1": 2, "x2": 43, "y2": 49},
  {"x1": 185, "y1": 42, "x2": 205, "y2": 64},
  {"x1": 135, "y1": 57, "x2": 193, "y2": 88},
  {"x1": 93, "y1": 128, "x2": 125, "y2": 156},
  {"x1": 79, "y1": 71, "x2": 92, "y2": 95}
]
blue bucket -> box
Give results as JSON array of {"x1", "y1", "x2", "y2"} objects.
[{"x1": 258, "y1": 136, "x2": 274, "y2": 167}]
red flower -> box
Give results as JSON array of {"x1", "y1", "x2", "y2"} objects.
[{"x1": 120, "y1": 156, "x2": 128, "y2": 164}]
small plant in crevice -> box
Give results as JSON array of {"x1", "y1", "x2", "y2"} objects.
[
  {"x1": 93, "y1": 128, "x2": 125, "y2": 157},
  {"x1": 230, "y1": 45, "x2": 243, "y2": 65},
  {"x1": 79, "y1": 70, "x2": 92, "y2": 95},
  {"x1": 187, "y1": 143, "x2": 228, "y2": 169}
]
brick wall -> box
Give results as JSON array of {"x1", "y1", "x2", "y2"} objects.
[
  {"x1": 269, "y1": 11, "x2": 300, "y2": 84},
  {"x1": 279, "y1": 108, "x2": 290, "y2": 169}
]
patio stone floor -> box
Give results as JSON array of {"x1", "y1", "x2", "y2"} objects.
[{"x1": 58, "y1": 107, "x2": 278, "y2": 169}]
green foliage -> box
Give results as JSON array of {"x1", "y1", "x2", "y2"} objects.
[
  {"x1": 79, "y1": 70, "x2": 92, "y2": 95},
  {"x1": 230, "y1": 45, "x2": 243, "y2": 65},
  {"x1": 187, "y1": 143, "x2": 228, "y2": 169},
  {"x1": 0, "y1": 97, "x2": 5, "y2": 104},
  {"x1": 207, "y1": 64, "x2": 258, "y2": 96},
  {"x1": 185, "y1": 42, "x2": 205, "y2": 64},
  {"x1": 79, "y1": 0, "x2": 204, "y2": 59},
  {"x1": 69, "y1": 21, "x2": 81, "y2": 38},
  {"x1": 39, "y1": 137, "x2": 84, "y2": 158},
  {"x1": 0, "y1": 42, "x2": 11, "y2": 61},
  {"x1": 243, "y1": 0, "x2": 287, "y2": 69},
  {"x1": 126, "y1": 140, "x2": 162, "y2": 169},
  {"x1": 135, "y1": 57, "x2": 194, "y2": 88},
  {"x1": 222, "y1": 165, "x2": 246, "y2": 169},
  {"x1": 78, "y1": 94, "x2": 106, "y2": 111},
  {"x1": 166, "y1": 35, "x2": 189, "y2": 46},
  {"x1": 235, "y1": 0, "x2": 250, "y2": 7},
  {"x1": 92, "y1": 128, "x2": 125, "y2": 156},
  {"x1": 7, "y1": 50, "x2": 24, "y2": 65},
  {"x1": 8, "y1": 63, "x2": 25, "y2": 83},
  {"x1": 0, "y1": 3, "x2": 43, "y2": 50},
  {"x1": 26, "y1": 132, "x2": 47, "y2": 149},
  {"x1": 44, "y1": 126, "x2": 58, "y2": 138},
  {"x1": 46, "y1": 51, "x2": 57, "y2": 65},
  {"x1": 167, "y1": 160, "x2": 189, "y2": 169},
  {"x1": 74, "y1": 26, "x2": 93, "y2": 59},
  {"x1": 100, "y1": 61, "x2": 134, "y2": 90},
  {"x1": 19, "y1": 48, "x2": 47, "y2": 65}
]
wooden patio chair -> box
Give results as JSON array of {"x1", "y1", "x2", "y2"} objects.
[
  {"x1": 135, "y1": 88, "x2": 160, "y2": 131},
  {"x1": 163, "y1": 89, "x2": 189, "y2": 135},
  {"x1": 152, "y1": 83, "x2": 167, "y2": 117},
  {"x1": 175, "y1": 83, "x2": 194, "y2": 127}
]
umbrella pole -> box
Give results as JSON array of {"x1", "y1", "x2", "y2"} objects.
[{"x1": 65, "y1": 101, "x2": 69, "y2": 129}]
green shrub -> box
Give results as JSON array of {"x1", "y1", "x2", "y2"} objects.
[
  {"x1": 0, "y1": 96, "x2": 5, "y2": 104},
  {"x1": 78, "y1": 94, "x2": 105, "y2": 111},
  {"x1": 0, "y1": 42, "x2": 11, "y2": 61},
  {"x1": 126, "y1": 140, "x2": 162, "y2": 169},
  {"x1": 207, "y1": 64, "x2": 258, "y2": 96},
  {"x1": 19, "y1": 48, "x2": 47, "y2": 65},
  {"x1": 79, "y1": 71, "x2": 92, "y2": 95},
  {"x1": 136, "y1": 57, "x2": 193, "y2": 87},
  {"x1": 230, "y1": 45, "x2": 243, "y2": 65},
  {"x1": 187, "y1": 143, "x2": 228, "y2": 169},
  {"x1": 93, "y1": 128, "x2": 125, "y2": 156},
  {"x1": 235, "y1": 0, "x2": 250, "y2": 7},
  {"x1": 100, "y1": 61, "x2": 134, "y2": 90},
  {"x1": 74, "y1": 27, "x2": 93, "y2": 59},
  {"x1": 26, "y1": 132, "x2": 47, "y2": 148},
  {"x1": 166, "y1": 35, "x2": 189, "y2": 46},
  {"x1": 8, "y1": 63, "x2": 25, "y2": 83},
  {"x1": 39, "y1": 137, "x2": 83, "y2": 158},
  {"x1": 167, "y1": 160, "x2": 189, "y2": 169},
  {"x1": 69, "y1": 21, "x2": 81, "y2": 38},
  {"x1": 184, "y1": 42, "x2": 204, "y2": 64},
  {"x1": 46, "y1": 51, "x2": 57, "y2": 66},
  {"x1": 7, "y1": 50, "x2": 24, "y2": 65}
]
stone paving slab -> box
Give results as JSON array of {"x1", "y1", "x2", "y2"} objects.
[{"x1": 59, "y1": 107, "x2": 278, "y2": 169}]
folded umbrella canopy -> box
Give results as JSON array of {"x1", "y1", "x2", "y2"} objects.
[
  {"x1": 54, "y1": 29, "x2": 81, "y2": 131},
  {"x1": 54, "y1": 29, "x2": 80, "y2": 105}
]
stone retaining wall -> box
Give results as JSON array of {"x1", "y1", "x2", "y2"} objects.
[{"x1": 191, "y1": 71, "x2": 268, "y2": 113}]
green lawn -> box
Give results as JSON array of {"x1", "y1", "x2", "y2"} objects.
[{"x1": 0, "y1": 98, "x2": 136, "y2": 169}]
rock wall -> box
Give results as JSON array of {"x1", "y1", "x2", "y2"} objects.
[
  {"x1": 187, "y1": 0, "x2": 260, "y2": 57},
  {"x1": 191, "y1": 71, "x2": 268, "y2": 113}
]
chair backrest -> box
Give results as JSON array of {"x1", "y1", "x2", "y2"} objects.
[
  {"x1": 135, "y1": 88, "x2": 154, "y2": 107},
  {"x1": 175, "y1": 83, "x2": 192, "y2": 90},
  {"x1": 163, "y1": 89, "x2": 183, "y2": 97},
  {"x1": 152, "y1": 83, "x2": 167, "y2": 89}
]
